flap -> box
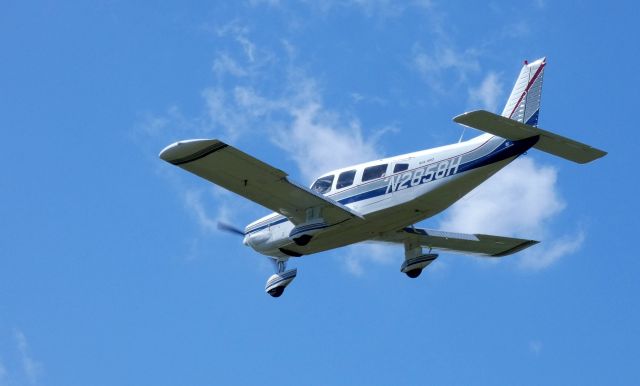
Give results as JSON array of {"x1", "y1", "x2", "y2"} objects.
[{"x1": 377, "y1": 226, "x2": 538, "y2": 257}]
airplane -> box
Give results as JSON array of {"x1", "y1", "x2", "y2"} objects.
[{"x1": 159, "y1": 57, "x2": 606, "y2": 297}]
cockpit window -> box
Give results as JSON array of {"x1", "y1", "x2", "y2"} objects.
[
  {"x1": 362, "y1": 164, "x2": 388, "y2": 182},
  {"x1": 311, "y1": 175, "x2": 334, "y2": 194},
  {"x1": 336, "y1": 170, "x2": 356, "y2": 189},
  {"x1": 393, "y1": 163, "x2": 409, "y2": 173}
]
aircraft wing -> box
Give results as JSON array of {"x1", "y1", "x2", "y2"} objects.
[
  {"x1": 377, "y1": 227, "x2": 538, "y2": 257},
  {"x1": 159, "y1": 139, "x2": 363, "y2": 225}
]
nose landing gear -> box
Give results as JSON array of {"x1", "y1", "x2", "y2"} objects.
[{"x1": 265, "y1": 259, "x2": 297, "y2": 297}]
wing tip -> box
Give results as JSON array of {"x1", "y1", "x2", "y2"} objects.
[
  {"x1": 159, "y1": 139, "x2": 227, "y2": 165},
  {"x1": 492, "y1": 239, "x2": 539, "y2": 257}
]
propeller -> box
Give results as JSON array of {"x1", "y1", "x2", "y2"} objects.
[{"x1": 217, "y1": 221, "x2": 245, "y2": 237}]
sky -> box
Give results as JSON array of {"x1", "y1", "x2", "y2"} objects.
[{"x1": 1, "y1": 1, "x2": 639, "y2": 385}]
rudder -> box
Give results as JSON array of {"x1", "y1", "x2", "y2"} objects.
[{"x1": 501, "y1": 57, "x2": 546, "y2": 127}]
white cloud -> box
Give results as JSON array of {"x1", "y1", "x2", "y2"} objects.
[
  {"x1": 468, "y1": 71, "x2": 503, "y2": 113},
  {"x1": 183, "y1": 187, "x2": 244, "y2": 236},
  {"x1": 14, "y1": 330, "x2": 42, "y2": 385},
  {"x1": 520, "y1": 230, "x2": 585, "y2": 271},
  {"x1": 273, "y1": 100, "x2": 382, "y2": 181},
  {"x1": 183, "y1": 189, "x2": 218, "y2": 234},
  {"x1": 439, "y1": 156, "x2": 584, "y2": 269},
  {"x1": 412, "y1": 44, "x2": 480, "y2": 93},
  {"x1": 209, "y1": 21, "x2": 278, "y2": 79},
  {"x1": 212, "y1": 53, "x2": 248, "y2": 78},
  {"x1": 342, "y1": 243, "x2": 397, "y2": 276},
  {"x1": 439, "y1": 157, "x2": 564, "y2": 236},
  {"x1": 201, "y1": 87, "x2": 248, "y2": 141},
  {"x1": 201, "y1": 74, "x2": 387, "y2": 182}
]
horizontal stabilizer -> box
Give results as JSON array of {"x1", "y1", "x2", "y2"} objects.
[{"x1": 454, "y1": 110, "x2": 607, "y2": 164}]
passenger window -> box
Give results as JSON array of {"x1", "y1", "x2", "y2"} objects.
[
  {"x1": 311, "y1": 175, "x2": 334, "y2": 194},
  {"x1": 393, "y1": 163, "x2": 409, "y2": 173},
  {"x1": 362, "y1": 164, "x2": 388, "y2": 182},
  {"x1": 336, "y1": 170, "x2": 356, "y2": 189}
]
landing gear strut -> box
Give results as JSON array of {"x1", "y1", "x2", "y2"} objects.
[
  {"x1": 265, "y1": 259, "x2": 297, "y2": 297},
  {"x1": 401, "y1": 241, "x2": 438, "y2": 278}
]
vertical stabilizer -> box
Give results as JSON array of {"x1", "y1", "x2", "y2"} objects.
[{"x1": 501, "y1": 57, "x2": 546, "y2": 127}]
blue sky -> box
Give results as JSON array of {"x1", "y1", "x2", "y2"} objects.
[{"x1": 1, "y1": 1, "x2": 639, "y2": 385}]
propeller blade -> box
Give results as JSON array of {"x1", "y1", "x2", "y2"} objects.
[{"x1": 217, "y1": 221, "x2": 245, "y2": 236}]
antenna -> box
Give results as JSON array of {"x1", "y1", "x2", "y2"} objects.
[{"x1": 458, "y1": 127, "x2": 467, "y2": 143}]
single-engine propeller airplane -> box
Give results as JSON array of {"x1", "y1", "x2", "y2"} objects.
[{"x1": 160, "y1": 58, "x2": 606, "y2": 297}]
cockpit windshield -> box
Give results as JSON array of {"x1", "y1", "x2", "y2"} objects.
[{"x1": 311, "y1": 175, "x2": 334, "y2": 195}]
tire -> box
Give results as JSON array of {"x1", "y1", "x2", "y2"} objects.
[
  {"x1": 405, "y1": 268, "x2": 422, "y2": 278},
  {"x1": 267, "y1": 286, "x2": 285, "y2": 297}
]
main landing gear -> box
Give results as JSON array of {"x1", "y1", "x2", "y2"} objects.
[
  {"x1": 401, "y1": 241, "x2": 438, "y2": 278},
  {"x1": 265, "y1": 259, "x2": 297, "y2": 298}
]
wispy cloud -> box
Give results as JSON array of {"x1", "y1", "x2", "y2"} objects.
[
  {"x1": 468, "y1": 71, "x2": 503, "y2": 113},
  {"x1": 267, "y1": 75, "x2": 387, "y2": 179},
  {"x1": 208, "y1": 20, "x2": 277, "y2": 82},
  {"x1": 342, "y1": 243, "x2": 397, "y2": 276},
  {"x1": 14, "y1": 330, "x2": 43, "y2": 385},
  {"x1": 520, "y1": 230, "x2": 585, "y2": 271},
  {"x1": 212, "y1": 53, "x2": 249, "y2": 78},
  {"x1": 200, "y1": 69, "x2": 389, "y2": 181},
  {"x1": 256, "y1": 0, "x2": 433, "y2": 18},
  {"x1": 183, "y1": 189, "x2": 219, "y2": 234},
  {"x1": 412, "y1": 43, "x2": 480, "y2": 93},
  {"x1": 215, "y1": 21, "x2": 256, "y2": 63}
]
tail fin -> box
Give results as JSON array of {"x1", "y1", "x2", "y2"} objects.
[
  {"x1": 501, "y1": 57, "x2": 546, "y2": 127},
  {"x1": 454, "y1": 57, "x2": 606, "y2": 164}
]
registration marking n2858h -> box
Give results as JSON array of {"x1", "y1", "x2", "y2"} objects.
[{"x1": 385, "y1": 156, "x2": 462, "y2": 194}]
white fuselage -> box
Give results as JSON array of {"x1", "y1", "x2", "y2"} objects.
[{"x1": 242, "y1": 133, "x2": 537, "y2": 259}]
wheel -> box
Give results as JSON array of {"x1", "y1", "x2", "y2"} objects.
[
  {"x1": 267, "y1": 286, "x2": 285, "y2": 297},
  {"x1": 405, "y1": 268, "x2": 422, "y2": 278}
]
